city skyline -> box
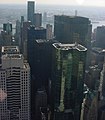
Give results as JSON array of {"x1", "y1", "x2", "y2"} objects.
[
  {"x1": 0, "y1": 0, "x2": 105, "y2": 6},
  {"x1": 0, "y1": 0, "x2": 105, "y2": 119}
]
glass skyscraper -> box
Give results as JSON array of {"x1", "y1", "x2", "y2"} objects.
[
  {"x1": 27, "y1": 1, "x2": 35, "y2": 25},
  {"x1": 54, "y1": 15, "x2": 91, "y2": 47},
  {"x1": 51, "y1": 43, "x2": 87, "y2": 120}
]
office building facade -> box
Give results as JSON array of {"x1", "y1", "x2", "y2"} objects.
[
  {"x1": 54, "y1": 15, "x2": 91, "y2": 47},
  {"x1": 27, "y1": 26, "x2": 47, "y2": 119},
  {"x1": 95, "y1": 26, "x2": 105, "y2": 48},
  {"x1": 0, "y1": 46, "x2": 30, "y2": 120},
  {"x1": 27, "y1": 26, "x2": 46, "y2": 76},
  {"x1": 43, "y1": 12, "x2": 47, "y2": 23},
  {"x1": 51, "y1": 43, "x2": 87, "y2": 120},
  {"x1": 15, "y1": 20, "x2": 21, "y2": 46},
  {"x1": 34, "y1": 13, "x2": 42, "y2": 27},
  {"x1": 21, "y1": 16, "x2": 24, "y2": 27},
  {"x1": 46, "y1": 24, "x2": 53, "y2": 40},
  {"x1": 21, "y1": 21, "x2": 31, "y2": 59},
  {"x1": 3, "y1": 22, "x2": 12, "y2": 34},
  {"x1": 35, "y1": 88, "x2": 48, "y2": 120},
  {"x1": 1, "y1": 31, "x2": 12, "y2": 46}
]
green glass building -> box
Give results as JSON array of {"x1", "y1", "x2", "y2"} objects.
[{"x1": 51, "y1": 43, "x2": 87, "y2": 120}]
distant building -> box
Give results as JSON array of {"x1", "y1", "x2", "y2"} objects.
[
  {"x1": 0, "y1": 46, "x2": 30, "y2": 120},
  {"x1": 54, "y1": 15, "x2": 91, "y2": 47},
  {"x1": 3, "y1": 22, "x2": 12, "y2": 34},
  {"x1": 1, "y1": 22, "x2": 13, "y2": 46},
  {"x1": 95, "y1": 26, "x2": 105, "y2": 48},
  {"x1": 51, "y1": 43, "x2": 87, "y2": 120},
  {"x1": 1, "y1": 31, "x2": 12, "y2": 46},
  {"x1": 46, "y1": 24, "x2": 53, "y2": 40},
  {"x1": 34, "y1": 13, "x2": 42, "y2": 27},
  {"x1": 21, "y1": 21, "x2": 31, "y2": 59},
  {"x1": 43, "y1": 12, "x2": 47, "y2": 23},
  {"x1": 15, "y1": 20, "x2": 21, "y2": 46},
  {"x1": 21, "y1": 16, "x2": 24, "y2": 27},
  {"x1": 27, "y1": 1, "x2": 35, "y2": 24}
]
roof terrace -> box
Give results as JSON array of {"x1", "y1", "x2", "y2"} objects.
[{"x1": 53, "y1": 43, "x2": 87, "y2": 51}]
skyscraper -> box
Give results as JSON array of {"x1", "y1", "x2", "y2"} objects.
[
  {"x1": 46, "y1": 24, "x2": 53, "y2": 40},
  {"x1": 54, "y1": 15, "x2": 91, "y2": 47},
  {"x1": 21, "y1": 16, "x2": 24, "y2": 27},
  {"x1": 15, "y1": 20, "x2": 21, "y2": 46},
  {"x1": 43, "y1": 12, "x2": 47, "y2": 23},
  {"x1": 34, "y1": 13, "x2": 42, "y2": 27},
  {"x1": 27, "y1": 26, "x2": 46, "y2": 77},
  {"x1": 0, "y1": 46, "x2": 30, "y2": 120},
  {"x1": 27, "y1": 26, "x2": 47, "y2": 120},
  {"x1": 1, "y1": 31, "x2": 12, "y2": 46},
  {"x1": 27, "y1": 1, "x2": 35, "y2": 25},
  {"x1": 95, "y1": 26, "x2": 105, "y2": 48},
  {"x1": 3, "y1": 22, "x2": 12, "y2": 34},
  {"x1": 1, "y1": 22, "x2": 13, "y2": 46},
  {"x1": 51, "y1": 43, "x2": 87, "y2": 120},
  {"x1": 21, "y1": 21, "x2": 31, "y2": 59}
]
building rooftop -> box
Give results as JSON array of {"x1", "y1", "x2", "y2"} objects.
[
  {"x1": 35, "y1": 39, "x2": 58, "y2": 44},
  {"x1": 2, "y1": 54, "x2": 23, "y2": 59},
  {"x1": 2, "y1": 46, "x2": 19, "y2": 54},
  {"x1": 35, "y1": 27, "x2": 46, "y2": 30},
  {"x1": 55, "y1": 15, "x2": 87, "y2": 18},
  {"x1": 92, "y1": 47, "x2": 105, "y2": 54},
  {"x1": 55, "y1": 15, "x2": 90, "y2": 20},
  {"x1": 53, "y1": 43, "x2": 87, "y2": 51},
  {"x1": 34, "y1": 13, "x2": 42, "y2": 15},
  {"x1": 29, "y1": 26, "x2": 46, "y2": 30},
  {"x1": 24, "y1": 63, "x2": 30, "y2": 69},
  {"x1": 36, "y1": 39, "x2": 50, "y2": 43},
  {"x1": 54, "y1": 15, "x2": 91, "y2": 24}
]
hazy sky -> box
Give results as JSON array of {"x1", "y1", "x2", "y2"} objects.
[{"x1": 0, "y1": 0, "x2": 105, "y2": 6}]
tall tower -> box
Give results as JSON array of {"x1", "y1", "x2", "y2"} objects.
[
  {"x1": 27, "y1": 1, "x2": 35, "y2": 25},
  {"x1": 15, "y1": 20, "x2": 21, "y2": 46},
  {"x1": 27, "y1": 26, "x2": 46, "y2": 77},
  {"x1": 51, "y1": 43, "x2": 87, "y2": 120},
  {"x1": 21, "y1": 16, "x2": 24, "y2": 27},
  {"x1": 34, "y1": 13, "x2": 42, "y2": 27},
  {"x1": 95, "y1": 26, "x2": 105, "y2": 48},
  {"x1": 46, "y1": 24, "x2": 53, "y2": 40},
  {"x1": 0, "y1": 46, "x2": 30, "y2": 120},
  {"x1": 27, "y1": 26, "x2": 47, "y2": 120},
  {"x1": 54, "y1": 15, "x2": 91, "y2": 47},
  {"x1": 21, "y1": 21, "x2": 31, "y2": 59}
]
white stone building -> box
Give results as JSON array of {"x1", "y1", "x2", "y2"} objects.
[{"x1": 0, "y1": 46, "x2": 30, "y2": 120}]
